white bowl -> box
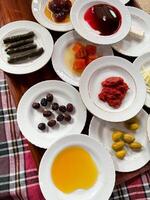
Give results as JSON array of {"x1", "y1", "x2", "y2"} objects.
[
  {"x1": 32, "y1": 0, "x2": 74, "y2": 32},
  {"x1": 89, "y1": 109, "x2": 150, "y2": 172},
  {"x1": 39, "y1": 134, "x2": 115, "y2": 200},
  {"x1": 0, "y1": 20, "x2": 53, "y2": 74},
  {"x1": 79, "y1": 56, "x2": 146, "y2": 122},
  {"x1": 52, "y1": 30, "x2": 114, "y2": 87},
  {"x1": 113, "y1": 7, "x2": 150, "y2": 57},
  {"x1": 133, "y1": 52, "x2": 150, "y2": 108},
  {"x1": 17, "y1": 80, "x2": 87, "y2": 148},
  {"x1": 70, "y1": 0, "x2": 131, "y2": 45}
]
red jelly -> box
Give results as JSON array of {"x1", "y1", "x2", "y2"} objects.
[{"x1": 84, "y1": 4, "x2": 122, "y2": 36}]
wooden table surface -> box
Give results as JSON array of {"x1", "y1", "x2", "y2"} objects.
[{"x1": 0, "y1": 0, "x2": 149, "y2": 186}]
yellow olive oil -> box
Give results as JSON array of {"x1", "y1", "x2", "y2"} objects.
[{"x1": 51, "y1": 146, "x2": 99, "y2": 193}]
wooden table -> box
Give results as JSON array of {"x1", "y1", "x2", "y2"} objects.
[{"x1": 0, "y1": 0, "x2": 149, "y2": 185}]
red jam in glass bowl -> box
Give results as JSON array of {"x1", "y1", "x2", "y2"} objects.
[{"x1": 84, "y1": 4, "x2": 122, "y2": 36}]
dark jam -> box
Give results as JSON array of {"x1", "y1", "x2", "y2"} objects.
[{"x1": 84, "y1": 4, "x2": 122, "y2": 36}]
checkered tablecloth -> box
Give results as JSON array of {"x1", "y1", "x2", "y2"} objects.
[{"x1": 0, "y1": 70, "x2": 149, "y2": 200}]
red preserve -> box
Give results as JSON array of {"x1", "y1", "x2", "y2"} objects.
[
  {"x1": 98, "y1": 77, "x2": 129, "y2": 108},
  {"x1": 84, "y1": 4, "x2": 122, "y2": 36}
]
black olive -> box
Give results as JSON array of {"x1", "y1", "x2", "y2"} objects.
[
  {"x1": 40, "y1": 98, "x2": 48, "y2": 107},
  {"x1": 57, "y1": 114, "x2": 64, "y2": 122},
  {"x1": 47, "y1": 120, "x2": 56, "y2": 127},
  {"x1": 43, "y1": 110, "x2": 52, "y2": 117},
  {"x1": 66, "y1": 103, "x2": 74, "y2": 112},
  {"x1": 64, "y1": 114, "x2": 71, "y2": 122},
  {"x1": 38, "y1": 123, "x2": 46, "y2": 130},
  {"x1": 52, "y1": 102, "x2": 59, "y2": 111},
  {"x1": 59, "y1": 105, "x2": 66, "y2": 113},
  {"x1": 46, "y1": 93, "x2": 53, "y2": 102},
  {"x1": 32, "y1": 102, "x2": 40, "y2": 109}
]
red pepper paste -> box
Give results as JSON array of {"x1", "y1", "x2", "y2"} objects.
[{"x1": 98, "y1": 77, "x2": 129, "y2": 108}]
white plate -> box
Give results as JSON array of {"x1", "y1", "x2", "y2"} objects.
[
  {"x1": 147, "y1": 115, "x2": 150, "y2": 141},
  {"x1": 133, "y1": 52, "x2": 150, "y2": 108},
  {"x1": 70, "y1": 0, "x2": 131, "y2": 45},
  {"x1": 32, "y1": 0, "x2": 73, "y2": 32},
  {"x1": 79, "y1": 56, "x2": 146, "y2": 122},
  {"x1": 17, "y1": 80, "x2": 87, "y2": 149},
  {"x1": 113, "y1": 7, "x2": 150, "y2": 57},
  {"x1": 89, "y1": 109, "x2": 150, "y2": 172},
  {"x1": 39, "y1": 134, "x2": 115, "y2": 200},
  {"x1": 52, "y1": 30, "x2": 114, "y2": 87},
  {"x1": 0, "y1": 20, "x2": 53, "y2": 74},
  {"x1": 120, "y1": 0, "x2": 130, "y2": 4}
]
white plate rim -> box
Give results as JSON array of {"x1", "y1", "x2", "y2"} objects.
[
  {"x1": 70, "y1": 0, "x2": 131, "y2": 45},
  {"x1": 133, "y1": 52, "x2": 150, "y2": 108},
  {"x1": 31, "y1": 0, "x2": 73, "y2": 32},
  {"x1": 89, "y1": 109, "x2": 150, "y2": 172},
  {"x1": 52, "y1": 30, "x2": 114, "y2": 87},
  {"x1": 0, "y1": 20, "x2": 54, "y2": 74},
  {"x1": 147, "y1": 115, "x2": 150, "y2": 141},
  {"x1": 39, "y1": 134, "x2": 116, "y2": 200},
  {"x1": 113, "y1": 6, "x2": 150, "y2": 57},
  {"x1": 17, "y1": 80, "x2": 87, "y2": 149},
  {"x1": 121, "y1": 0, "x2": 130, "y2": 4},
  {"x1": 79, "y1": 56, "x2": 146, "y2": 122}
]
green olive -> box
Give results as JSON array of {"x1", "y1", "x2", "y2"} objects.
[
  {"x1": 112, "y1": 141, "x2": 125, "y2": 152},
  {"x1": 129, "y1": 142, "x2": 142, "y2": 151},
  {"x1": 115, "y1": 150, "x2": 127, "y2": 159},
  {"x1": 123, "y1": 133, "x2": 135, "y2": 144},
  {"x1": 112, "y1": 131, "x2": 124, "y2": 142},
  {"x1": 128, "y1": 123, "x2": 140, "y2": 131}
]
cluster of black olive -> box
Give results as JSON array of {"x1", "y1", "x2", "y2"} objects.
[{"x1": 32, "y1": 93, "x2": 74, "y2": 131}]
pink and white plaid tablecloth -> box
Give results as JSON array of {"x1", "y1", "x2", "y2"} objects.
[{"x1": 0, "y1": 70, "x2": 149, "y2": 200}]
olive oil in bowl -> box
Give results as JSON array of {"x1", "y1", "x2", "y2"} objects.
[{"x1": 51, "y1": 146, "x2": 99, "y2": 193}]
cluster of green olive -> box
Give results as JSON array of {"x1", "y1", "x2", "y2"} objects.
[
  {"x1": 111, "y1": 117, "x2": 142, "y2": 160},
  {"x1": 112, "y1": 131, "x2": 142, "y2": 159}
]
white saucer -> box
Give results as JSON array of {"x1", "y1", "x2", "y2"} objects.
[
  {"x1": 39, "y1": 134, "x2": 115, "y2": 200},
  {"x1": 70, "y1": 0, "x2": 131, "y2": 45},
  {"x1": 52, "y1": 30, "x2": 114, "y2": 87},
  {"x1": 79, "y1": 56, "x2": 146, "y2": 122},
  {"x1": 17, "y1": 80, "x2": 87, "y2": 149},
  {"x1": 113, "y1": 7, "x2": 150, "y2": 57},
  {"x1": 32, "y1": 0, "x2": 73, "y2": 32},
  {"x1": 89, "y1": 109, "x2": 150, "y2": 172},
  {"x1": 133, "y1": 52, "x2": 150, "y2": 108},
  {"x1": 0, "y1": 20, "x2": 53, "y2": 74}
]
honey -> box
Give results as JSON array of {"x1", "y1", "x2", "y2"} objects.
[{"x1": 51, "y1": 146, "x2": 99, "y2": 193}]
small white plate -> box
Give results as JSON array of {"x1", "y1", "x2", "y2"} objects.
[
  {"x1": 17, "y1": 80, "x2": 87, "y2": 149},
  {"x1": 52, "y1": 30, "x2": 114, "y2": 87},
  {"x1": 39, "y1": 134, "x2": 115, "y2": 200},
  {"x1": 0, "y1": 20, "x2": 53, "y2": 74},
  {"x1": 113, "y1": 7, "x2": 150, "y2": 57},
  {"x1": 79, "y1": 56, "x2": 146, "y2": 122},
  {"x1": 32, "y1": 0, "x2": 73, "y2": 32},
  {"x1": 147, "y1": 115, "x2": 150, "y2": 141},
  {"x1": 89, "y1": 109, "x2": 150, "y2": 172},
  {"x1": 133, "y1": 52, "x2": 150, "y2": 108},
  {"x1": 70, "y1": 0, "x2": 131, "y2": 45}
]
